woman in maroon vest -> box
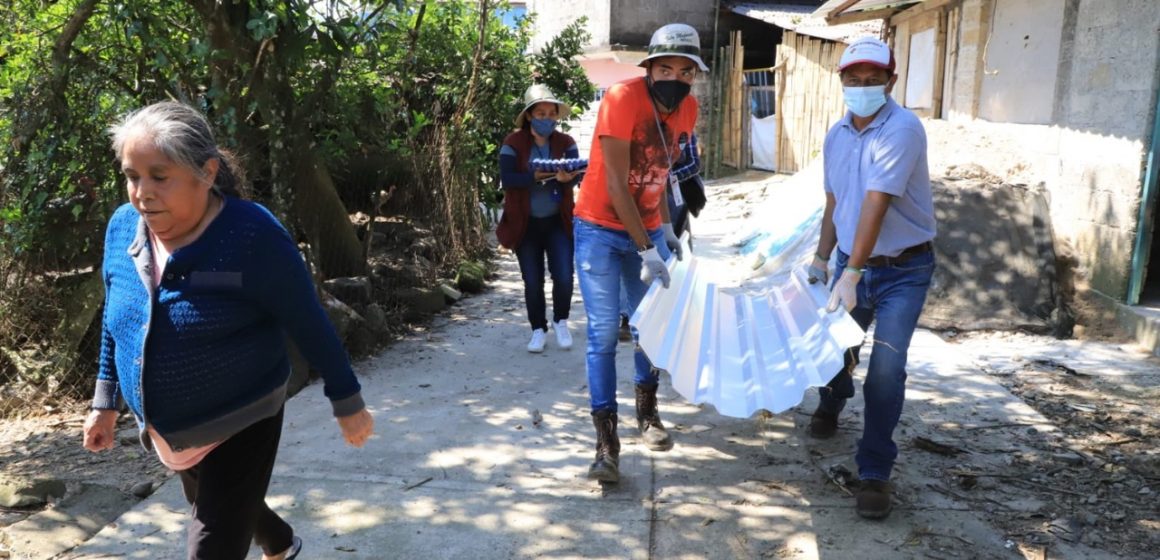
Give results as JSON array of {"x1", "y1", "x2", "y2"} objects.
[{"x1": 496, "y1": 85, "x2": 582, "y2": 353}]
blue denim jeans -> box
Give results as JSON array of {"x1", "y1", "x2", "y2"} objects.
[
  {"x1": 818, "y1": 248, "x2": 935, "y2": 481},
  {"x1": 574, "y1": 218, "x2": 670, "y2": 413},
  {"x1": 515, "y1": 216, "x2": 574, "y2": 331}
]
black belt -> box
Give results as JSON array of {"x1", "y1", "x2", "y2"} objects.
[{"x1": 864, "y1": 241, "x2": 933, "y2": 267}]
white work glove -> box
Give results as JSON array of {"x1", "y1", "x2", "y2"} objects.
[
  {"x1": 639, "y1": 246, "x2": 671, "y2": 289},
  {"x1": 661, "y1": 223, "x2": 684, "y2": 261},
  {"x1": 807, "y1": 255, "x2": 829, "y2": 285},
  {"x1": 826, "y1": 267, "x2": 862, "y2": 313}
]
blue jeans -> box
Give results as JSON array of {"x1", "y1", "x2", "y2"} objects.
[
  {"x1": 574, "y1": 218, "x2": 670, "y2": 413},
  {"x1": 818, "y1": 249, "x2": 935, "y2": 481},
  {"x1": 515, "y1": 216, "x2": 574, "y2": 331}
]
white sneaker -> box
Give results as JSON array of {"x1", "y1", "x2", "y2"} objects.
[
  {"x1": 527, "y1": 329, "x2": 547, "y2": 353},
  {"x1": 554, "y1": 320, "x2": 573, "y2": 350}
]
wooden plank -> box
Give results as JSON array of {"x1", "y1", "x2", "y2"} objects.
[
  {"x1": 776, "y1": 33, "x2": 791, "y2": 172},
  {"x1": 893, "y1": 19, "x2": 910, "y2": 106},
  {"x1": 942, "y1": 4, "x2": 959, "y2": 117},
  {"x1": 931, "y1": 7, "x2": 948, "y2": 119},
  {"x1": 826, "y1": 6, "x2": 899, "y2": 26},
  {"x1": 889, "y1": 0, "x2": 957, "y2": 27},
  {"x1": 823, "y1": 0, "x2": 861, "y2": 20}
]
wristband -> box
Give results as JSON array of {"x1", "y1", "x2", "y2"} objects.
[
  {"x1": 815, "y1": 252, "x2": 830, "y2": 262},
  {"x1": 639, "y1": 241, "x2": 656, "y2": 252},
  {"x1": 845, "y1": 265, "x2": 866, "y2": 274}
]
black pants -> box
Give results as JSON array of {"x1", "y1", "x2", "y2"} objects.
[
  {"x1": 178, "y1": 408, "x2": 293, "y2": 560},
  {"x1": 515, "y1": 216, "x2": 574, "y2": 331}
]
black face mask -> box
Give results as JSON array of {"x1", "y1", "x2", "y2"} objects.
[{"x1": 648, "y1": 78, "x2": 692, "y2": 111}]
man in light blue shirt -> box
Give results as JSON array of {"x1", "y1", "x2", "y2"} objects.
[{"x1": 804, "y1": 37, "x2": 937, "y2": 520}]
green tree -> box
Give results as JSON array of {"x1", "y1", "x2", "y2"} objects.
[{"x1": 0, "y1": 0, "x2": 593, "y2": 405}]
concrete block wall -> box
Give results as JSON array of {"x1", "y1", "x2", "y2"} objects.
[
  {"x1": 527, "y1": 0, "x2": 611, "y2": 52},
  {"x1": 932, "y1": 0, "x2": 1158, "y2": 301},
  {"x1": 609, "y1": 0, "x2": 716, "y2": 48},
  {"x1": 1047, "y1": 0, "x2": 1159, "y2": 300}
]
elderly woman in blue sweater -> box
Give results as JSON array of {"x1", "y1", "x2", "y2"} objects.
[{"x1": 81, "y1": 101, "x2": 373, "y2": 560}]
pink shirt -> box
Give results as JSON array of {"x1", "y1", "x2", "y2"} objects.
[{"x1": 146, "y1": 233, "x2": 222, "y2": 471}]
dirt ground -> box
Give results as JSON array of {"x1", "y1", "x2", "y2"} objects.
[{"x1": 941, "y1": 331, "x2": 1160, "y2": 559}]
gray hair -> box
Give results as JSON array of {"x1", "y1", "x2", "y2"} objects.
[{"x1": 108, "y1": 101, "x2": 244, "y2": 198}]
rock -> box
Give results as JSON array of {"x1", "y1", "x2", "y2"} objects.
[
  {"x1": 0, "y1": 477, "x2": 66, "y2": 508},
  {"x1": 373, "y1": 260, "x2": 424, "y2": 289},
  {"x1": 456, "y1": 260, "x2": 488, "y2": 293},
  {"x1": 321, "y1": 292, "x2": 365, "y2": 341},
  {"x1": 408, "y1": 237, "x2": 438, "y2": 260},
  {"x1": 363, "y1": 303, "x2": 388, "y2": 333},
  {"x1": 1048, "y1": 517, "x2": 1081, "y2": 541},
  {"x1": 440, "y1": 283, "x2": 463, "y2": 303},
  {"x1": 1081, "y1": 531, "x2": 1103, "y2": 546},
  {"x1": 130, "y1": 481, "x2": 154, "y2": 498},
  {"x1": 1052, "y1": 451, "x2": 1085, "y2": 466},
  {"x1": 1124, "y1": 428, "x2": 1144, "y2": 438},
  {"x1": 324, "y1": 276, "x2": 372, "y2": 306},
  {"x1": 396, "y1": 287, "x2": 446, "y2": 321}
]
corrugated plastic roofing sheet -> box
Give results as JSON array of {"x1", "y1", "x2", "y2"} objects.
[{"x1": 631, "y1": 240, "x2": 864, "y2": 418}]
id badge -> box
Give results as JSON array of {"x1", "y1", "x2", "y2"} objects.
[{"x1": 670, "y1": 173, "x2": 684, "y2": 207}]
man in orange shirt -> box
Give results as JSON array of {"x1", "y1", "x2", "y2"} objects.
[{"x1": 573, "y1": 23, "x2": 705, "y2": 483}]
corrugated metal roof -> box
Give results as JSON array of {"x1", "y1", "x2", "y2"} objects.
[
  {"x1": 731, "y1": 2, "x2": 883, "y2": 43},
  {"x1": 631, "y1": 239, "x2": 865, "y2": 418},
  {"x1": 811, "y1": 0, "x2": 924, "y2": 19}
]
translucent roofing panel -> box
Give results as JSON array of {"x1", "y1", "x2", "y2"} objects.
[{"x1": 632, "y1": 241, "x2": 864, "y2": 418}]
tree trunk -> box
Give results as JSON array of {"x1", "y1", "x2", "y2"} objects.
[
  {"x1": 189, "y1": 0, "x2": 365, "y2": 278},
  {"x1": 291, "y1": 147, "x2": 367, "y2": 278}
]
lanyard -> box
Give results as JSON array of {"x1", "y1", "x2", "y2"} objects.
[{"x1": 648, "y1": 79, "x2": 684, "y2": 207}]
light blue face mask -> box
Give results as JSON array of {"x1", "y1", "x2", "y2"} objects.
[
  {"x1": 843, "y1": 85, "x2": 888, "y2": 118},
  {"x1": 530, "y1": 118, "x2": 558, "y2": 137}
]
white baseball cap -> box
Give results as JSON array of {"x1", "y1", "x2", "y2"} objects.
[
  {"x1": 838, "y1": 37, "x2": 896, "y2": 72},
  {"x1": 638, "y1": 23, "x2": 710, "y2": 72}
]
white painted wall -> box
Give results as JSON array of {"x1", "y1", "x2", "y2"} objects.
[
  {"x1": 976, "y1": 0, "x2": 1066, "y2": 124},
  {"x1": 526, "y1": 0, "x2": 611, "y2": 52}
]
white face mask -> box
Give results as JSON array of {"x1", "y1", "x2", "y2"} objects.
[{"x1": 843, "y1": 85, "x2": 888, "y2": 118}]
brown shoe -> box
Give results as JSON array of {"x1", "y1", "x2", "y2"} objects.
[
  {"x1": 588, "y1": 409, "x2": 620, "y2": 482},
  {"x1": 618, "y1": 316, "x2": 633, "y2": 342},
  {"x1": 635, "y1": 383, "x2": 673, "y2": 451},
  {"x1": 808, "y1": 408, "x2": 838, "y2": 439},
  {"x1": 856, "y1": 479, "x2": 893, "y2": 519}
]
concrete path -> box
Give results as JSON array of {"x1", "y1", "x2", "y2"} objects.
[{"x1": 62, "y1": 173, "x2": 1126, "y2": 559}]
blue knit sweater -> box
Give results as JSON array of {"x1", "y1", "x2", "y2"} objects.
[{"x1": 93, "y1": 198, "x2": 364, "y2": 450}]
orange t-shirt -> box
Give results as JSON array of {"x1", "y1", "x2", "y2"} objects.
[{"x1": 575, "y1": 77, "x2": 699, "y2": 231}]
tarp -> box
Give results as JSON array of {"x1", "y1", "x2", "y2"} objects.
[{"x1": 750, "y1": 115, "x2": 778, "y2": 172}]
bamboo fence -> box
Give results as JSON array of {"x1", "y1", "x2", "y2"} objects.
[{"x1": 774, "y1": 31, "x2": 846, "y2": 174}]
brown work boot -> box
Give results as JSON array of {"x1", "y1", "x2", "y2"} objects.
[
  {"x1": 808, "y1": 407, "x2": 839, "y2": 439},
  {"x1": 635, "y1": 383, "x2": 673, "y2": 451},
  {"x1": 618, "y1": 316, "x2": 633, "y2": 342},
  {"x1": 588, "y1": 409, "x2": 620, "y2": 482},
  {"x1": 856, "y1": 479, "x2": 893, "y2": 519}
]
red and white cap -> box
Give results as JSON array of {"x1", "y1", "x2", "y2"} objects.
[{"x1": 838, "y1": 37, "x2": 896, "y2": 72}]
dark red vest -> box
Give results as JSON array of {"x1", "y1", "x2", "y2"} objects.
[{"x1": 495, "y1": 129, "x2": 576, "y2": 250}]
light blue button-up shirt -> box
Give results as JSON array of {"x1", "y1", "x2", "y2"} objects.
[{"x1": 823, "y1": 97, "x2": 936, "y2": 257}]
